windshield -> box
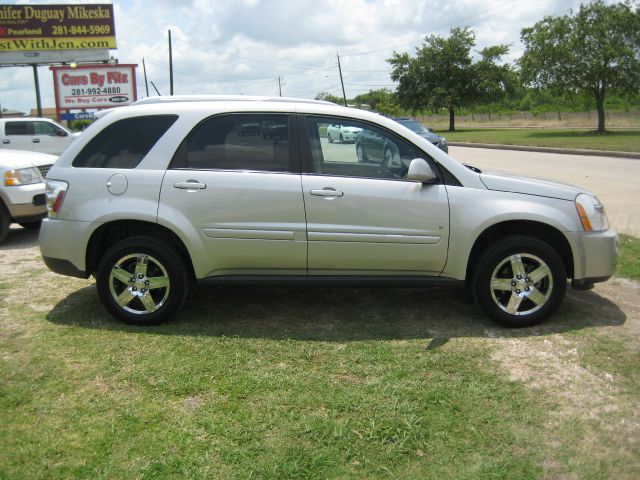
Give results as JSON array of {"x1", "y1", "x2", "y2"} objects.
[{"x1": 396, "y1": 119, "x2": 429, "y2": 134}]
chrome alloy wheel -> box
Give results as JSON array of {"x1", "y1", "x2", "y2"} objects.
[
  {"x1": 489, "y1": 253, "x2": 553, "y2": 316},
  {"x1": 108, "y1": 253, "x2": 171, "y2": 315}
]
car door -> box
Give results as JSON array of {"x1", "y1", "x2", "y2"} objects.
[
  {"x1": 2, "y1": 121, "x2": 34, "y2": 151},
  {"x1": 159, "y1": 113, "x2": 307, "y2": 277},
  {"x1": 300, "y1": 115, "x2": 450, "y2": 276},
  {"x1": 31, "y1": 121, "x2": 72, "y2": 155}
]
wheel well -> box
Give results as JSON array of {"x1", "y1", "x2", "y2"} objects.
[
  {"x1": 86, "y1": 220, "x2": 194, "y2": 278},
  {"x1": 465, "y1": 221, "x2": 574, "y2": 283}
]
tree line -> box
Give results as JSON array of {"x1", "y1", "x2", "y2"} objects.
[{"x1": 317, "y1": 0, "x2": 640, "y2": 133}]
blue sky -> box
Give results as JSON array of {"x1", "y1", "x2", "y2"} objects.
[{"x1": 1, "y1": 0, "x2": 598, "y2": 114}]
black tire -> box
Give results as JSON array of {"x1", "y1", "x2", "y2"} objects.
[
  {"x1": 327, "y1": 132, "x2": 333, "y2": 143},
  {"x1": 473, "y1": 235, "x2": 567, "y2": 327},
  {"x1": 96, "y1": 236, "x2": 191, "y2": 325},
  {"x1": 19, "y1": 220, "x2": 42, "y2": 230},
  {"x1": 339, "y1": 134, "x2": 344, "y2": 143},
  {"x1": 356, "y1": 144, "x2": 367, "y2": 163},
  {"x1": 0, "y1": 204, "x2": 9, "y2": 245}
]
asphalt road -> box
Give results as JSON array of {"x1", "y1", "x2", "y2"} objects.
[{"x1": 449, "y1": 146, "x2": 640, "y2": 237}]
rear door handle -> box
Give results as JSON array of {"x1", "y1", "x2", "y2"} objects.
[
  {"x1": 174, "y1": 180, "x2": 206, "y2": 190},
  {"x1": 310, "y1": 188, "x2": 343, "y2": 197},
  {"x1": 2, "y1": 139, "x2": 9, "y2": 144},
  {"x1": 32, "y1": 138, "x2": 40, "y2": 143}
]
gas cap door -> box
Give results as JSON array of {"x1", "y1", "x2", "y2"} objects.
[{"x1": 106, "y1": 173, "x2": 128, "y2": 196}]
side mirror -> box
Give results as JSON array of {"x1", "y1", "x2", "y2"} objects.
[
  {"x1": 406, "y1": 158, "x2": 438, "y2": 184},
  {"x1": 57, "y1": 130, "x2": 68, "y2": 137}
]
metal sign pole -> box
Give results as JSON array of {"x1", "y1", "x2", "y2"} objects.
[{"x1": 33, "y1": 65, "x2": 43, "y2": 117}]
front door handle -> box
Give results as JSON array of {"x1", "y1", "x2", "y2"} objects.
[
  {"x1": 310, "y1": 188, "x2": 343, "y2": 197},
  {"x1": 2, "y1": 139, "x2": 9, "y2": 144},
  {"x1": 174, "y1": 180, "x2": 206, "y2": 190},
  {"x1": 33, "y1": 138, "x2": 40, "y2": 143}
]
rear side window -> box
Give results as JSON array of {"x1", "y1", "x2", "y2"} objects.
[
  {"x1": 170, "y1": 113, "x2": 292, "y2": 172},
  {"x1": 5, "y1": 122, "x2": 32, "y2": 136},
  {"x1": 73, "y1": 115, "x2": 178, "y2": 168}
]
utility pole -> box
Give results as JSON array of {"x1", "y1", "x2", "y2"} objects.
[
  {"x1": 142, "y1": 58, "x2": 150, "y2": 97},
  {"x1": 337, "y1": 53, "x2": 347, "y2": 107},
  {"x1": 150, "y1": 81, "x2": 162, "y2": 96},
  {"x1": 168, "y1": 29, "x2": 174, "y2": 96},
  {"x1": 278, "y1": 76, "x2": 282, "y2": 97}
]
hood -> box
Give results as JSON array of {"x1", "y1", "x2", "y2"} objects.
[
  {"x1": 479, "y1": 170, "x2": 592, "y2": 201},
  {"x1": 0, "y1": 149, "x2": 58, "y2": 169},
  {"x1": 417, "y1": 131, "x2": 442, "y2": 144}
]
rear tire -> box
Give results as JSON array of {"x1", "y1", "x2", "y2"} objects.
[
  {"x1": 473, "y1": 235, "x2": 567, "y2": 327},
  {"x1": 328, "y1": 132, "x2": 334, "y2": 143},
  {"x1": 96, "y1": 236, "x2": 190, "y2": 325}
]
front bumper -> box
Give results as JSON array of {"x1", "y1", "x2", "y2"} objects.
[{"x1": 568, "y1": 228, "x2": 618, "y2": 283}]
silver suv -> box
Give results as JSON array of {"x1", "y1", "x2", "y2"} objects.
[{"x1": 39, "y1": 96, "x2": 618, "y2": 327}]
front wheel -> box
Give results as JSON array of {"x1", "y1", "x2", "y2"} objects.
[
  {"x1": 96, "y1": 236, "x2": 190, "y2": 325},
  {"x1": 473, "y1": 236, "x2": 567, "y2": 327},
  {"x1": 0, "y1": 205, "x2": 9, "y2": 244}
]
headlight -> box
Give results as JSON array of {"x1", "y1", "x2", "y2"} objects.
[
  {"x1": 4, "y1": 167, "x2": 42, "y2": 186},
  {"x1": 575, "y1": 193, "x2": 608, "y2": 232}
]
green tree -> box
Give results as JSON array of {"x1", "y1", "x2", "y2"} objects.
[
  {"x1": 520, "y1": 0, "x2": 640, "y2": 133},
  {"x1": 388, "y1": 27, "x2": 512, "y2": 131},
  {"x1": 352, "y1": 88, "x2": 403, "y2": 115},
  {"x1": 314, "y1": 92, "x2": 343, "y2": 104}
]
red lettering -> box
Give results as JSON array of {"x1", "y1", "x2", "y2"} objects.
[
  {"x1": 107, "y1": 71, "x2": 128, "y2": 84},
  {"x1": 61, "y1": 73, "x2": 88, "y2": 86}
]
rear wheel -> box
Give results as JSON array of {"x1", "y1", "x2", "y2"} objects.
[
  {"x1": 96, "y1": 236, "x2": 190, "y2": 325},
  {"x1": 356, "y1": 144, "x2": 367, "y2": 163},
  {"x1": 327, "y1": 132, "x2": 334, "y2": 143},
  {"x1": 473, "y1": 236, "x2": 566, "y2": 327}
]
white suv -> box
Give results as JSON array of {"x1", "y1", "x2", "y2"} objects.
[
  {"x1": 0, "y1": 149, "x2": 56, "y2": 243},
  {"x1": 39, "y1": 96, "x2": 618, "y2": 327},
  {"x1": 0, "y1": 117, "x2": 81, "y2": 155}
]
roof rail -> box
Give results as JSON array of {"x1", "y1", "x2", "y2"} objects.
[{"x1": 131, "y1": 95, "x2": 336, "y2": 107}]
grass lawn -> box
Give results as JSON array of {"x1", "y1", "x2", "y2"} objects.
[
  {"x1": 1, "y1": 236, "x2": 639, "y2": 479},
  {"x1": 617, "y1": 234, "x2": 640, "y2": 280},
  {"x1": 437, "y1": 128, "x2": 640, "y2": 153}
]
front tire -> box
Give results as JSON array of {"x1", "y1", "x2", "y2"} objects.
[
  {"x1": 96, "y1": 236, "x2": 190, "y2": 325},
  {"x1": 473, "y1": 236, "x2": 567, "y2": 327},
  {"x1": 327, "y1": 132, "x2": 333, "y2": 143},
  {"x1": 0, "y1": 204, "x2": 9, "y2": 245}
]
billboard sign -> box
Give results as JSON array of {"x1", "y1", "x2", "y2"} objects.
[
  {"x1": 0, "y1": 48, "x2": 109, "y2": 65},
  {"x1": 51, "y1": 64, "x2": 137, "y2": 111},
  {"x1": 0, "y1": 4, "x2": 116, "y2": 52}
]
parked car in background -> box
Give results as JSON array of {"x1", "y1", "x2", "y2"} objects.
[
  {"x1": 392, "y1": 117, "x2": 448, "y2": 152},
  {"x1": 0, "y1": 149, "x2": 56, "y2": 244},
  {"x1": 39, "y1": 95, "x2": 617, "y2": 328},
  {"x1": 0, "y1": 118, "x2": 81, "y2": 155},
  {"x1": 326, "y1": 123, "x2": 362, "y2": 143}
]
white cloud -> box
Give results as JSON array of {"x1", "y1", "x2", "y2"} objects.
[{"x1": 0, "y1": 0, "x2": 609, "y2": 114}]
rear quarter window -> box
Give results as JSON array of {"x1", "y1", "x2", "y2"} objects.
[{"x1": 73, "y1": 115, "x2": 178, "y2": 168}]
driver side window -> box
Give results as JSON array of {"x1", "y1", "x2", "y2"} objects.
[{"x1": 305, "y1": 116, "x2": 427, "y2": 180}]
